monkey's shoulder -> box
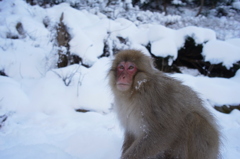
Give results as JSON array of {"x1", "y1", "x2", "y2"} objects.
[
  {"x1": 158, "y1": 74, "x2": 198, "y2": 95},
  {"x1": 145, "y1": 73, "x2": 204, "y2": 110}
]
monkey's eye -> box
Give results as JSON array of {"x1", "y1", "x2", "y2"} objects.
[
  {"x1": 118, "y1": 65, "x2": 124, "y2": 70},
  {"x1": 128, "y1": 65, "x2": 135, "y2": 70}
]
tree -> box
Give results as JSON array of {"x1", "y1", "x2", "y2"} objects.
[{"x1": 196, "y1": 0, "x2": 204, "y2": 16}]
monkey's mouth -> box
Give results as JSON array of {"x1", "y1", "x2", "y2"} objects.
[
  {"x1": 117, "y1": 83, "x2": 129, "y2": 86},
  {"x1": 116, "y1": 83, "x2": 130, "y2": 91}
]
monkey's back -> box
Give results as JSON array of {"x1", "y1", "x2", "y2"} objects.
[{"x1": 138, "y1": 72, "x2": 220, "y2": 158}]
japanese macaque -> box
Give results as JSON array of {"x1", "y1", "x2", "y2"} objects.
[{"x1": 109, "y1": 50, "x2": 220, "y2": 159}]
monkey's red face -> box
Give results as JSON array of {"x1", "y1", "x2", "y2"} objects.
[{"x1": 116, "y1": 61, "x2": 137, "y2": 91}]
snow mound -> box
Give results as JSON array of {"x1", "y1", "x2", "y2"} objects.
[
  {"x1": 171, "y1": 72, "x2": 240, "y2": 106},
  {"x1": 232, "y1": 2, "x2": 240, "y2": 10},
  {"x1": 202, "y1": 40, "x2": 240, "y2": 68}
]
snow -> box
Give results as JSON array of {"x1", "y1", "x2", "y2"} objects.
[
  {"x1": 232, "y1": 2, "x2": 240, "y2": 10},
  {"x1": 0, "y1": 76, "x2": 30, "y2": 114},
  {"x1": 176, "y1": 26, "x2": 216, "y2": 45},
  {"x1": 149, "y1": 25, "x2": 178, "y2": 58},
  {"x1": 0, "y1": 0, "x2": 240, "y2": 159},
  {"x1": 46, "y1": 3, "x2": 109, "y2": 65},
  {"x1": 226, "y1": 38, "x2": 240, "y2": 47},
  {"x1": 172, "y1": 0, "x2": 185, "y2": 5},
  {"x1": 77, "y1": 58, "x2": 113, "y2": 112},
  {"x1": 202, "y1": 40, "x2": 240, "y2": 69},
  {"x1": 149, "y1": 25, "x2": 216, "y2": 60},
  {"x1": 171, "y1": 71, "x2": 240, "y2": 106}
]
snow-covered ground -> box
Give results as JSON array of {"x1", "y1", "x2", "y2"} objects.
[{"x1": 0, "y1": 0, "x2": 240, "y2": 158}]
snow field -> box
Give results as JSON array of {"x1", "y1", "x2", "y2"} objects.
[{"x1": 0, "y1": 0, "x2": 240, "y2": 158}]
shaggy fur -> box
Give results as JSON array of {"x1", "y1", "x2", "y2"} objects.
[{"x1": 109, "y1": 50, "x2": 220, "y2": 159}]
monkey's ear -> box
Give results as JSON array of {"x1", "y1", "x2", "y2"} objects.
[{"x1": 145, "y1": 56, "x2": 159, "y2": 72}]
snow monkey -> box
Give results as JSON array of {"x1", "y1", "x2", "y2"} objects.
[{"x1": 109, "y1": 50, "x2": 220, "y2": 159}]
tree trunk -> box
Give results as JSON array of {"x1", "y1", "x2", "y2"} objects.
[
  {"x1": 196, "y1": 0, "x2": 204, "y2": 17},
  {"x1": 163, "y1": 0, "x2": 168, "y2": 15}
]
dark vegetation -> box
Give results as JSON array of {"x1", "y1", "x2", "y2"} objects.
[
  {"x1": 154, "y1": 36, "x2": 240, "y2": 78},
  {"x1": 0, "y1": 70, "x2": 7, "y2": 76},
  {"x1": 214, "y1": 105, "x2": 240, "y2": 114},
  {"x1": 24, "y1": 0, "x2": 239, "y2": 78},
  {"x1": 0, "y1": 115, "x2": 7, "y2": 129},
  {"x1": 54, "y1": 18, "x2": 240, "y2": 79},
  {"x1": 25, "y1": 0, "x2": 239, "y2": 17}
]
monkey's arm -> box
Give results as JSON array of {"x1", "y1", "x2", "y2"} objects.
[
  {"x1": 122, "y1": 132, "x2": 135, "y2": 154},
  {"x1": 121, "y1": 131, "x2": 171, "y2": 159}
]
